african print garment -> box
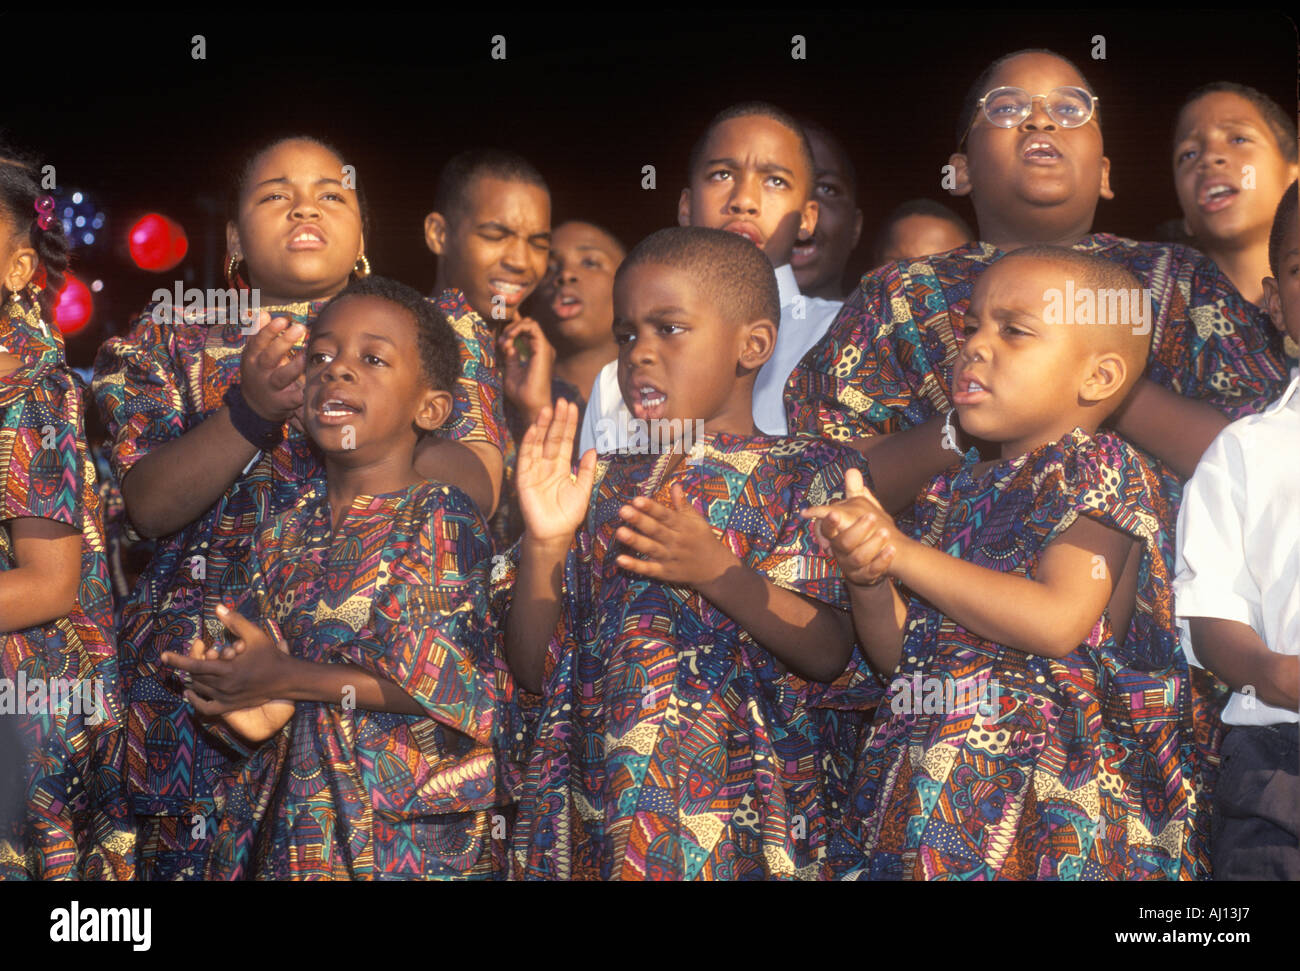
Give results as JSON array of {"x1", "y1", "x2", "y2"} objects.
[
  {"x1": 831, "y1": 430, "x2": 1206, "y2": 880},
  {"x1": 0, "y1": 292, "x2": 133, "y2": 880},
  {"x1": 786, "y1": 234, "x2": 1290, "y2": 861},
  {"x1": 205, "y1": 479, "x2": 511, "y2": 880},
  {"x1": 90, "y1": 286, "x2": 503, "y2": 879},
  {"x1": 499, "y1": 433, "x2": 864, "y2": 880}
]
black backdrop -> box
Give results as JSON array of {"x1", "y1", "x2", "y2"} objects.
[{"x1": 3, "y1": 8, "x2": 1295, "y2": 367}]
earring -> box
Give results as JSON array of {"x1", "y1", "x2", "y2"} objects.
[
  {"x1": 354, "y1": 254, "x2": 371, "y2": 278},
  {"x1": 225, "y1": 255, "x2": 243, "y2": 286}
]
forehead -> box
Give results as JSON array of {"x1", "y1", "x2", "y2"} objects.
[
  {"x1": 806, "y1": 127, "x2": 849, "y2": 178},
  {"x1": 698, "y1": 115, "x2": 809, "y2": 180},
  {"x1": 245, "y1": 140, "x2": 345, "y2": 190},
  {"x1": 315, "y1": 294, "x2": 419, "y2": 346},
  {"x1": 1177, "y1": 91, "x2": 1267, "y2": 135},
  {"x1": 986, "y1": 53, "x2": 1087, "y2": 93},
  {"x1": 553, "y1": 221, "x2": 620, "y2": 255},
  {"x1": 463, "y1": 175, "x2": 550, "y2": 226},
  {"x1": 974, "y1": 256, "x2": 1069, "y2": 306},
  {"x1": 615, "y1": 261, "x2": 718, "y2": 318}
]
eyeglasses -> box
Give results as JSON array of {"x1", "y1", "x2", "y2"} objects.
[{"x1": 959, "y1": 86, "x2": 1099, "y2": 148}]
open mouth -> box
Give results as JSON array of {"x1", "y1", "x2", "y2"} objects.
[
  {"x1": 791, "y1": 238, "x2": 820, "y2": 267},
  {"x1": 552, "y1": 291, "x2": 584, "y2": 320},
  {"x1": 287, "y1": 226, "x2": 326, "y2": 250},
  {"x1": 1199, "y1": 182, "x2": 1239, "y2": 213},
  {"x1": 722, "y1": 222, "x2": 764, "y2": 247},
  {"x1": 489, "y1": 278, "x2": 529, "y2": 305},
  {"x1": 629, "y1": 383, "x2": 668, "y2": 420},
  {"x1": 951, "y1": 373, "x2": 991, "y2": 406},
  {"x1": 1022, "y1": 138, "x2": 1062, "y2": 162},
  {"x1": 314, "y1": 397, "x2": 363, "y2": 425}
]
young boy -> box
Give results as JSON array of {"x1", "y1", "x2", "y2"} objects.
[
  {"x1": 872, "y1": 198, "x2": 974, "y2": 267},
  {"x1": 806, "y1": 246, "x2": 1203, "y2": 880},
  {"x1": 1172, "y1": 83, "x2": 1298, "y2": 306},
  {"x1": 788, "y1": 50, "x2": 1290, "y2": 516},
  {"x1": 792, "y1": 119, "x2": 864, "y2": 301},
  {"x1": 163, "y1": 277, "x2": 513, "y2": 880},
  {"x1": 1174, "y1": 182, "x2": 1299, "y2": 880},
  {"x1": 502, "y1": 227, "x2": 868, "y2": 880},
  {"x1": 578, "y1": 102, "x2": 842, "y2": 452}
]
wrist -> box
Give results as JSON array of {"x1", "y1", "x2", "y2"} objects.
[
  {"x1": 523, "y1": 532, "x2": 573, "y2": 560},
  {"x1": 223, "y1": 383, "x2": 286, "y2": 450},
  {"x1": 695, "y1": 546, "x2": 743, "y2": 600}
]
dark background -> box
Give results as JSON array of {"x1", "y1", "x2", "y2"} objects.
[{"x1": 2, "y1": 8, "x2": 1295, "y2": 367}]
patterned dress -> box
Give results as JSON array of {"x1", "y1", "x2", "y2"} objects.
[
  {"x1": 205, "y1": 479, "x2": 512, "y2": 880},
  {"x1": 0, "y1": 293, "x2": 133, "y2": 879},
  {"x1": 787, "y1": 234, "x2": 1291, "y2": 867},
  {"x1": 496, "y1": 433, "x2": 863, "y2": 880},
  {"x1": 831, "y1": 430, "x2": 1205, "y2": 880},
  {"x1": 90, "y1": 286, "x2": 504, "y2": 879}
]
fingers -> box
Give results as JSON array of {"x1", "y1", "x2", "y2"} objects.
[
  {"x1": 614, "y1": 521, "x2": 669, "y2": 560},
  {"x1": 540, "y1": 399, "x2": 575, "y2": 462},
  {"x1": 614, "y1": 554, "x2": 663, "y2": 578},
  {"x1": 265, "y1": 352, "x2": 306, "y2": 392},
  {"x1": 161, "y1": 650, "x2": 224, "y2": 677},
  {"x1": 215, "y1": 603, "x2": 259, "y2": 642},
  {"x1": 574, "y1": 447, "x2": 598, "y2": 494},
  {"x1": 183, "y1": 689, "x2": 236, "y2": 717},
  {"x1": 845, "y1": 467, "x2": 866, "y2": 498},
  {"x1": 669, "y1": 483, "x2": 703, "y2": 519}
]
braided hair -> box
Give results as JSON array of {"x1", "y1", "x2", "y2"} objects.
[{"x1": 0, "y1": 142, "x2": 70, "y2": 322}]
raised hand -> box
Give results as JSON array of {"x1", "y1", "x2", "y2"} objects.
[
  {"x1": 499, "y1": 317, "x2": 557, "y2": 424},
  {"x1": 239, "y1": 312, "x2": 306, "y2": 423},
  {"x1": 516, "y1": 399, "x2": 597, "y2": 546},
  {"x1": 801, "y1": 468, "x2": 902, "y2": 587},
  {"x1": 614, "y1": 483, "x2": 738, "y2": 589}
]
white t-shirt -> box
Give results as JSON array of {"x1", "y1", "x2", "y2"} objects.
[
  {"x1": 1173, "y1": 369, "x2": 1300, "y2": 726},
  {"x1": 578, "y1": 264, "x2": 842, "y2": 453}
]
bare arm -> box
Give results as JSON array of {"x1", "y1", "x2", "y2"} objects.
[
  {"x1": 1188, "y1": 617, "x2": 1299, "y2": 711},
  {"x1": 854, "y1": 415, "x2": 960, "y2": 514},
  {"x1": 505, "y1": 536, "x2": 569, "y2": 694},
  {"x1": 0, "y1": 518, "x2": 81, "y2": 632},
  {"x1": 414, "y1": 437, "x2": 502, "y2": 519},
  {"x1": 1110, "y1": 378, "x2": 1229, "y2": 478}
]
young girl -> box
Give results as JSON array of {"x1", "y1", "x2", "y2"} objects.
[
  {"x1": 163, "y1": 278, "x2": 512, "y2": 880},
  {"x1": 1172, "y1": 82, "x2": 1298, "y2": 306},
  {"x1": 806, "y1": 247, "x2": 1204, "y2": 880},
  {"x1": 91, "y1": 135, "x2": 505, "y2": 880},
  {"x1": 0, "y1": 149, "x2": 132, "y2": 879}
]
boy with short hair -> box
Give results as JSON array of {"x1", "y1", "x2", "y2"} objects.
[
  {"x1": 872, "y1": 198, "x2": 974, "y2": 266},
  {"x1": 792, "y1": 118, "x2": 864, "y2": 301},
  {"x1": 165, "y1": 276, "x2": 514, "y2": 880},
  {"x1": 808, "y1": 246, "x2": 1204, "y2": 879},
  {"x1": 579, "y1": 102, "x2": 843, "y2": 453},
  {"x1": 1174, "y1": 182, "x2": 1300, "y2": 880},
  {"x1": 502, "y1": 227, "x2": 867, "y2": 879}
]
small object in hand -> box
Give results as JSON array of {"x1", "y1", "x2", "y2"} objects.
[{"x1": 513, "y1": 332, "x2": 533, "y2": 364}]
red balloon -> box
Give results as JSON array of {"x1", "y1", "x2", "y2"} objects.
[
  {"x1": 54, "y1": 272, "x2": 94, "y2": 335},
  {"x1": 128, "y1": 212, "x2": 189, "y2": 272}
]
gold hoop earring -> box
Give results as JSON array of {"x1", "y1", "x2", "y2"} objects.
[
  {"x1": 225, "y1": 255, "x2": 243, "y2": 286},
  {"x1": 354, "y1": 254, "x2": 371, "y2": 278}
]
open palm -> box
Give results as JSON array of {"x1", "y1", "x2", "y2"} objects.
[{"x1": 516, "y1": 399, "x2": 597, "y2": 545}]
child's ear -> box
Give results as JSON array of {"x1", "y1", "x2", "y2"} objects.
[
  {"x1": 798, "y1": 198, "x2": 819, "y2": 241},
  {"x1": 1262, "y1": 275, "x2": 1285, "y2": 335},
  {"x1": 947, "y1": 153, "x2": 973, "y2": 197},
  {"x1": 1080, "y1": 350, "x2": 1127, "y2": 404},
  {"x1": 1098, "y1": 155, "x2": 1115, "y2": 201},
  {"x1": 424, "y1": 212, "x2": 448, "y2": 256},
  {"x1": 415, "y1": 388, "x2": 454, "y2": 433},
  {"x1": 738, "y1": 317, "x2": 777, "y2": 372},
  {"x1": 3, "y1": 243, "x2": 38, "y2": 295},
  {"x1": 677, "y1": 189, "x2": 692, "y2": 228}
]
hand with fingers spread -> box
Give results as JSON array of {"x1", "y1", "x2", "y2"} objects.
[
  {"x1": 176, "y1": 635, "x2": 294, "y2": 744},
  {"x1": 162, "y1": 603, "x2": 294, "y2": 721},
  {"x1": 801, "y1": 468, "x2": 905, "y2": 588},
  {"x1": 516, "y1": 398, "x2": 598, "y2": 547},
  {"x1": 614, "y1": 483, "x2": 738, "y2": 590},
  {"x1": 239, "y1": 312, "x2": 306, "y2": 423},
  {"x1": 499, "y1": 317, "x2": 558, "y2": 426}
]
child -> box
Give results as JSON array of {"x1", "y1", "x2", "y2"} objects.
[
  {"x1": 807, "y1": 246, "x2": 1203, "y2": 879},
  {"x1": 1174, "y1": 182, "x2": 1299, "y2": 879},
  {"x1": 872, "y1": 198, "x2": 974, "y2": 267},
  {"x1": 579, "y1": 102, "x2": 843, "y2": 451},
  {"x1": 788, "y1": 50, "x2": 1290, "y2": 516},
  {"x1": 92, "y1": 135, "x2": 505, "y2": 880},
  {"x1": 424, "y1": 148, "x2": 550, "y2": 547},
  {"x1": 0, "y1": 150, "x2": 132, "y2": 879},
  {"x1": 163, "y1": 276, "x2": 512, "y2": 880},
  {"x1": 503, "y1": 227, "x2": 867, "y2": 879},
  {"x1": 792, "y1": 119, "x2": 864, "y2": 301},
  {"x1": 1172, "y1": 83, "x2": 1298, "y2": 306}
]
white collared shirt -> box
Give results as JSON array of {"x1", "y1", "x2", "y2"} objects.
[
  {"x1": 1174, "y1": 369, "x2": 1300, "y2": 726},
  {"x1": 577, "y1": 264, "x2": 842, "y2": 453}
]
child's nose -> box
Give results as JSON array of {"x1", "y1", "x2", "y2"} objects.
[
  {"x1": 1020, "y1": 98, "x2": 1056, "y2": 132},
  {"x1": 727, "y1": 175, "x2": 760, "y2": 214}
]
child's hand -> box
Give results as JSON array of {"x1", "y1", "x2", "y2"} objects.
[
  {"x1": 179, "y1": 637, "x2": 293, "y2": 743},
  {"x1": 162, "y1": 603, "x2": 294, "y2": 711},
  {"x1": 801, "y1": 469, "x2": 903, "y2": 587},
  {"x1": 614, "y1": 483, "x2": 739, "y2": 589},
  {"x1": 238, "y1": 313, "x2": 305, "y2": 423},
  {"x1": 499, "y1": 317, "x2": 557, "y2": 421},
  {"x1": 517, "y1": 399, "x2": 597, "y2": 546}
]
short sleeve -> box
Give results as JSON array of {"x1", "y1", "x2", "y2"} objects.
[
  {"x1": 1174, "y1": 426, "x2": 1258, "y2": 666},
  {"x1": 91, "y1": 305, "x2": 189, "y2": 482},
  {"x1": 0, "y1": 376, "x2": 85, "y2": 530},
  {"x1": 434, "y1": 290, "x2": 507, "y2": 451}
]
